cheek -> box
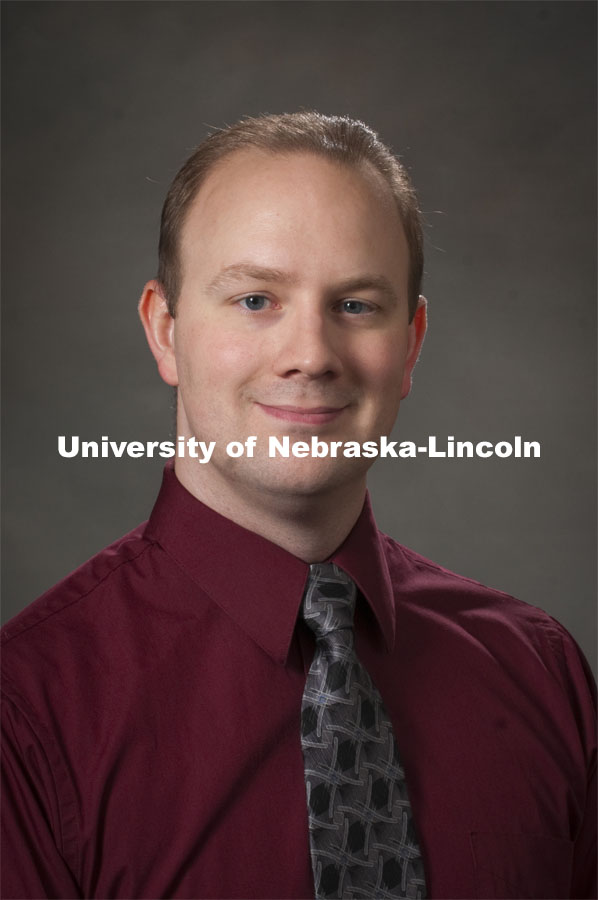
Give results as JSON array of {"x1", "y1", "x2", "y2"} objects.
[
  {"x1": 360, "y1": 338, "x2": 407, "y2": 395},
  {"x1": 176, "y1": 324, "x2": 256, "y2": 390}
]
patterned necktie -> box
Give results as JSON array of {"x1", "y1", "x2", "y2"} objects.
[{"x1": 300, "y1": 563, "x2": 427, "y2": 900}]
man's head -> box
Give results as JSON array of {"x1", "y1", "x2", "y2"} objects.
[
  {"x1": 157, "y1": 111, "x2": 423, "y2": 322},
  {"x1": 140, "y1": 112, "x2": 427, "y2": 511}
]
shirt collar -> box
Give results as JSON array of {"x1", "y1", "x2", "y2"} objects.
[{"x1": 145, "y1": 464, "x2": 396, "y2": 664}]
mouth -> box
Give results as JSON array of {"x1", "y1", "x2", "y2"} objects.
[{"x1": 255, "y1": 403, "x2": 349, "y2": 425}]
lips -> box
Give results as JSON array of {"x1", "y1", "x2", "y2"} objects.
[{"x1": 255, "y1": 403, "x2": 348, "y2": 425}]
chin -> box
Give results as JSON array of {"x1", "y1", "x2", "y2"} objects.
[{"x1": 241, "y1": 457, "x2": 370, "y2": 499}]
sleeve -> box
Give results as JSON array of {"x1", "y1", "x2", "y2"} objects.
[
  {"x1": 1, "y1": 689, "x2": 82, "y2": 900},
  {"x1": 547, "y1": 620, "x2": 597, "y2": 900},
  {"x1": 571, "y1": 758, "x2": 597, "y2": 900}
]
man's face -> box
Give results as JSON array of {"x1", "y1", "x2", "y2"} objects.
[{"x1": 160, "y1": 150, "x2": 424, "y2": 501}]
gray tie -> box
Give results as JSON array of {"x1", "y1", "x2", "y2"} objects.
[{"x1": 300, "y1": 563, "x2": 427, "y2": 899}]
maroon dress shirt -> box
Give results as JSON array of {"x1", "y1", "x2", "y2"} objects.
[{"x1": 2, "y1": 465, "x2": 596, "y2": 899}]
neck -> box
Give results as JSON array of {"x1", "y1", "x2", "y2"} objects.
[{"x1": 174, "y1": 459, "x2": 367, "y2": 563}]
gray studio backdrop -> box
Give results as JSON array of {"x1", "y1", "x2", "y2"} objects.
[{"x1": 2, "y1": 1, "x2": 596, "y2": 675}]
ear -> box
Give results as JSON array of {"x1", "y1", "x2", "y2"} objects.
[
  {"x1": 400, "y1": 295, "x2": 427, "y2": 399},
  {"x1": 138, "y1": 280, "x2": 179, "y2": 386}
]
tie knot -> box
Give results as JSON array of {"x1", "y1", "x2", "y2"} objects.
[{"x1": 302, "y1": 563, "x2": 356, "y2": 641}]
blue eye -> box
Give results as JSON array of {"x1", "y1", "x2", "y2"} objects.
[
  {"x1": 341, "y1": 299, "x2": 370, "y2": 315},
  {"x1": 240, "y1": 294, "x2": 269, "y2": 311}
]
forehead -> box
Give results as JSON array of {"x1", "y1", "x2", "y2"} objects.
[
  {"x1": 178, "y1": 149, "x2": 408, "y2": 289},
  {"x1": 189, "y1": 148, "x2": 397, "y2": 222}
]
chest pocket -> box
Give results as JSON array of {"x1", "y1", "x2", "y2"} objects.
[{"x1": 470, "y1": 831, "x2": 574, "y2": 899}]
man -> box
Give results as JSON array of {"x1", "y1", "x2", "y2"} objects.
[{"x1": 1, "y1": 112, "x2": 596, "y2": 900}]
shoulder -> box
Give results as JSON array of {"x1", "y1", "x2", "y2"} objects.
[
  {"x1": 382, "y1": 529, "x2": 550, "y2": 623},
  {"x1": 380, "y1": 532, "x2": 596, "y2": 709},
  {"x1": 1, "y1": 523, "x2": 154, "y2": 649},
  {"x1": 0, "y1": 521, "x2": 182, "y2": 754}
]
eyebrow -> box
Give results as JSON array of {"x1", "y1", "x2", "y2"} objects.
[
  {"x1": 205, "y1": 263, "x2": 300, "y2": 295},
  {"x1": 205, "y1": 262, "x2": 399, "y2": 303}
]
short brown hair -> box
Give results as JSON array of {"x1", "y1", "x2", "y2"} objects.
[{"x1": 157, "y1": 111, "x2": 423, "y2": 320}]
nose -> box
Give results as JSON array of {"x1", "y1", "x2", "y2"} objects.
[{"x1": 272, "y1": 305, "x2": 343, "y2": 380}]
